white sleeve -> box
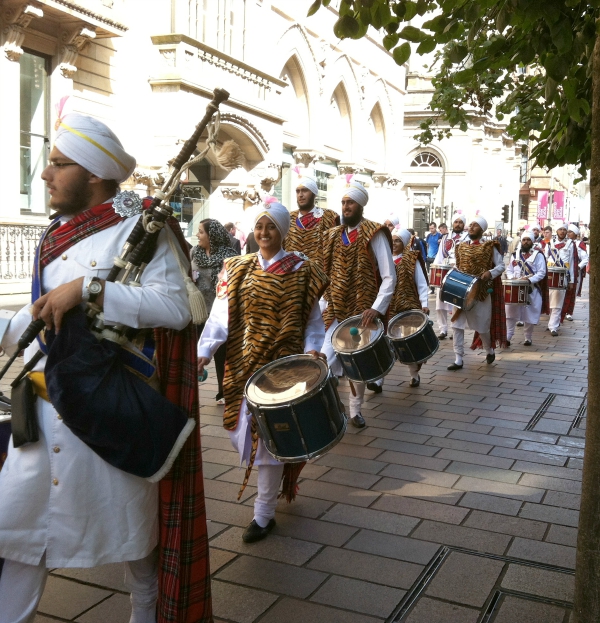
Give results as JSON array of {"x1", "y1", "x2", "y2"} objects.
[
  {"x1": 103, "y1": 227, "x2": 191, "y2": 331},
  {"x1": 505, "y1": 255, "x2": 516, "y2": 279},
  {"x1": 370, "y1": 230, "x2": 397, "y2": 315},
  {"x1": 0, "y1": 304, "x2": 33, "y2": 353},
  {"x1": 414, "y1": 262, "x2": 429, "y2": 307},
  {"x1": 490, "y1": 248, "x2": 505, "y2": 279},
  {"x1": 303, "y1": 298, "x2": 325, "y2": 353},
  {"x1": 578, "y1": 245, "x2": 589, "y2": 269},
  {"x1": 434, "y1": 236, "x2": 446, "y2": 264},
  {"x1": 197, "y1": 291, "x2": 229, "y2": 360},
  {"x1": 529, "y1": 254, "x2": 547, "y2": 284}
]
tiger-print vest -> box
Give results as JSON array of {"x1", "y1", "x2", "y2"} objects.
[
  {"x1": 222, "y1": 254, "x2": 329, "y2": 429},
  {"x1": 283, "y1": 208, "x2": 339, "y2": 268},
  {"x1": 455, "y1": 240, "x2": 499, "y2": 302},
  {"x1": 389, "y1": 250, "x2": 422, "y2": 317},
  {"x1": 322, "y1": 219, "x2": 391, "y2": 329}
]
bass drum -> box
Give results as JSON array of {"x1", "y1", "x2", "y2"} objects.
[
  {"x1": 387, "y1": 310, "x2": 439, "y2": 365},
  {"x1": 245, "y1": 355, "x2": 346, "y2": 463},
  {"x1": 331, "y1": 315, "x2": 395, "y2": 383},
  {"x1": 440, "y1": 268, "x2": 480, "y2": 311}
]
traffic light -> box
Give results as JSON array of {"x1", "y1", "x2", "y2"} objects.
[{"x1": 502, "y1": 205, "x2": 509, "y2": 223}]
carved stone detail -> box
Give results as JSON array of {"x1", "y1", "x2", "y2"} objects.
[
  {"x1": 59, "y1": 26, "x2": 96, "y2": 78},
  {"x1": 259, "y1": 164, "x2": 282, "y2": 192},
  {"x1": 221, "y1": 187, "x2": 260, "y2": 204},
  {"x1": 292, "y1": 150, "x2": 325, "y2": 168},
  {"x1": 2, "y1": 4, "x2": 43, "y2": 62},
  {"x1": 338, "y1": 163, "x2": 365, "y2": 175},
  {"x1": 220, "y1": 113, "x2": 270, "y2": 153},
  {"x1": 372, "y1": 173, "x2": 390, "y2": 187}
]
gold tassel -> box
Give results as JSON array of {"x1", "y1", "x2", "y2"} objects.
[
  {"x1": 216, "y1": 140, "x2": 245, "y2": 170},
  {"x1": 185, "y1": 277, "x2": 208, "y2": 324}
]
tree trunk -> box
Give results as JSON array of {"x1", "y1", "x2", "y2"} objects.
[{"x1": 573, "y1": 29, "x2": 600, "y2": 623}]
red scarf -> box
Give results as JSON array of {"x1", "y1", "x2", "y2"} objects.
[
  {"x1": 298, "y1": 211, "x2": 318, "y2": 230},
  {"x1": 40, "y1": 202, "x2": 123, "y2": 267},
  {"x1": 347, "y1": 228, "x2": 359, "y2": 244},
  {"x1": 265, "y1": 252, "x2": 304, "y2": 274}
]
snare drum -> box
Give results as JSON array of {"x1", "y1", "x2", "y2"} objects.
[
  {"x1": 0, "y1": 414, "x2": 10, "y2": 472},
  {"x1": 429, "y1": 264, "x2": 451, "y2": 288},
  {"x1": 503, "y1": 280, "x2": 530, "y2": 305},
  {"x1": 387, "y1": 310, "x2": 439, "y2": 364},
  {"x1": 245, "y1": 354, "x2": 346, "y2": 463},
  {"x1": 440, "y1": 268, "x2": 480, "y2": 311},
  {"x1": 331, "y1": 315, "x2": 395, "y2": 383},
  {"x1": 548, "y1": 267, "x2": 568, "y2": 290}
]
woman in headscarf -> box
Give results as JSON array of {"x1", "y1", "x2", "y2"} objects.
[{"x1": 191, "y1": 218, "x2": 238, "y2": 404}]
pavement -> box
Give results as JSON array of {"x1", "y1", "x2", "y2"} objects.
[{"x1": 0, "y1": 286, "x2": 586, "y2": 623}]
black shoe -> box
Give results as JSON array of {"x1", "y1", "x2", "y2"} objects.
[
  {"x1": 524, "y1": 340, "x2": 532, "y2": 346},
  {"x1": 366, "y1": 382, "x2": 383, "y2": 394},
  {"x1": 242, "y1": 519, "x2": 276, "y2": 543},
  {"x1": 409, "y1": 376, "x2": 420, "y2": 387},
  {"x1": 438, "y1": 332, "x2": 447, "y2": 340},
  {"x1": 350, "y1": 413, "x2": 366, "y2": 428},
  {"x1": 449, "y1": 334, "x2": 453, "y2": 340},
  {"x1": 447, "y1": 362, "x2": 463, "y2": 370},
  {"x1": 551, "y1": 330, "x2": 558, "y2": 336},
  {"x1": 516, "y1": 321, "x2": 524, "y2": 327},
  {"x1": 506, "y1": 340, "x2": 511, "y2": 347},
  {"x1": 486, "y1": 353, "x2": 496, "y2": 364}
]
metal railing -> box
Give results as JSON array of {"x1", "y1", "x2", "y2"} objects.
[{"x1": 0, "y1": 224, "x2": 46, "y2": 281}]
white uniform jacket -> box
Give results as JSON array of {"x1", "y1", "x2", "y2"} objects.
[
  {"x1": 434, "y1": 231, "x2": 469, "y2": 313},
  {"x1": 544, "y1": 237, "x2": 588, "y2": 308},
  {"x1": 0, "y1": 214, "x2": 191, "y2": 568},
  {"x1": 505, "y1": 249, "x2": 546, "y2": 324}
]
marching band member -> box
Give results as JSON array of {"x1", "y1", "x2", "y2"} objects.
[
  {"x1": 544, "y1": 223, "x2": 587, "y2": 335},
  {"x1": 0, "y1": 114, "x2": 212, "y2": 623},
  {"x1": 388, "y1": 228, "x2": 430, "y2": 387},
  {"x1": 433, "y1": 214, "x2": 469, "y2": 339},
  {"x1": 321, "y1": 180, "x2": 396, "y2": 428},
  {"x1": 563, "y1": 224, "x2": 589, "y2": 322},
  {"x1": 283, "y1": 173, "x2": 339, "y2": 269},
  {"x1": 384, "y1": 212, "x2": 400, "y2": 232},
  {"x1": 448, "y1": 216, "x2": 506, "y2": 370},
  {"x1": 505, "y1": 230, "x2": 549, "y2": 346},
  {"x1": 198, "y1": 200, "x2": 328, "y2": 543}
]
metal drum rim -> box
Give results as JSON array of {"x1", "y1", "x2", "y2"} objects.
[
  {"x1": 331, "y1": 314, "x2": 385, "y2": 355},
  {"x1": 441, "y1": 267, "x2": 480, "y2": 311},
  {"x1": 244, "y1": 354, "x2": 330, "y2": 409},
  {"x1": 340, "y1": 345, "x2": 396, "y2": 384},
  {"x1": 387, "y1": 309, "x2": 429, "y2": 340}
]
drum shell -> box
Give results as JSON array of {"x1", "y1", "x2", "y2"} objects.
[
  {"x1": 502, "y1": 280, "x2": 530, "y2": 305},
  {"x1": 440, "y1": 268, "x2": 480, "y2": 311},
  {"x1": 246, "y1": 371, "x2": 347, "y2": 463},
  {"x1": 0, "y1": 415, "x2": 10, "y2": 472},
  {"x1": 548, "y1": 267, "x2": 568, "y2": 290},
  {"x1": 429, "y1": 264, "x2": 450, "y2": 288},
  {"x1": 335, "y1": 333, "x2": 395, "y2": 383},
  {"x1": 388, "y1": 313, "x2": 439, "y2": 364}
]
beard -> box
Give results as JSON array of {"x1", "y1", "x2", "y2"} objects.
[
  {"x1": 521, "y1": 243, "x2": 533, "y2": 252},
  {"x1": 49, "y1": 175, "x2": 94, "y2": 216},
  {"x1": 452, "y1": 226, "x2": 463, "y2": 234},
  {"x1": 342, "y1": 210, "x2": 363, "y2": 228},
  {"x1": 468, "y1": 233, "x2": 480, "y2": 240}
]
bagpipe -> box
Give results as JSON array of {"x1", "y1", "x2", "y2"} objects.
[{"x1": 1, "y1": 88, "x2": 234, "y2": 481}]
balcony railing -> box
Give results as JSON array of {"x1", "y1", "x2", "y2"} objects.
[{"x1": 0, "y1": 224, "x2": 46, "y2": 282}]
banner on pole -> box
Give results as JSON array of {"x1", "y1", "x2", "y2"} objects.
[
  {"x1": 553, "y1": 191, "x2": 565, "y2": 220},
  {"x1": 537, "y1": 191, "x2": 548, "y2": 219}
]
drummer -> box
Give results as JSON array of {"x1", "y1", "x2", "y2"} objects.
[
  {"x1": 321, "y1": 179, "x2": 396, "y2": 428},
  {"x1": 389, "y1": 228, "x2": 430, "y2": 387},
  {"x1": 448, "y1": 215, "x2": 507, "y2": 370},
  {"x1": 433, "y1": 214, "x2": 469, "y2": 339},
  {"x1": 505, "y1": 230, "x2": 548, "y2": 346},
  {"x1": 564, "y1": 224, "x2": 588, "y2": 321},
  {"x1": 544, "y1": 222, "x2": 588, "y2": 336},
  {"x1": 197, "y1": 200, "x2": 328, "y2": 543}
]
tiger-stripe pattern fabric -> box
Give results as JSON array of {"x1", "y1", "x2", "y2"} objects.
[
  {"x1": 283, "y1": 208, "x2": 339, "y2": 268},
  {"x1": 322, "y1": 219, "x2": 390, "y2": 329},
  {"x1": 389, "y1": 249, "x2": 422, "y2": 318},
  {"x1": 222, "y1": 254, "x2": 329, "y2": 430},
  {"x1": 456, "y1": 240, "x2": 498, "y2": 302}
]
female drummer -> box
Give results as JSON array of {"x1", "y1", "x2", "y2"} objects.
[{"x1": 197, "y1": 200, "x2": 328, "y2": 543}]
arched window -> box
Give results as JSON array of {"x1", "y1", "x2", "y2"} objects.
[
  {"x1": 280, "y1": 56, "x2": 309, "y2": 141},
  {"x1": 411, "y1": 152, "x2": 442, "y2": 167}
]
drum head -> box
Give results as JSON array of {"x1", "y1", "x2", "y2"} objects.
[
  {"x1": 246, "y1": 355, "x2": 328, "y2": 407},
  {"x1": 388, "y1": 310, "x2": 427, "y2": 339},
  {"x1": 331, "y1": 315, "x2": 383, "y2": 354}
]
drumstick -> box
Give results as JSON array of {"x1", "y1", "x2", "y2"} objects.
[{"x1": 349, "y1": 326, "x2": 367, "y2": 342}]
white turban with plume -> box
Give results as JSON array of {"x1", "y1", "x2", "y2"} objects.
[
  {"x1": 386, "y1": 212, "x2": 400, "y2": 226},
  {"x1": 568, "y1": 223, "x2": 580, "y2": 235},
  {"x1": 521, "y1": 229, "x2": 535, "y2": 241},
  {"x1": 472, "y1": 216, "x2": 488, "y2": 232},
  {"x1": 393, "y1": 227, "x2": 412, "y2": 247},
  {"x1": 296, "y1": 176, "x2": 318, "y2": 196},
  {"x1": 452, "y1": 213, "x2": 467, "y2": 225},
  {"x1": 343, "y1": 180, "x2": 369, "y2": 207},
  {"x1": 253, "y1": 198, "x2": 290, "y2": 239},
  {"x1": 555, "y1": 221, "x2": 567, "y2": 231},
  {"x1": 55, "y1": 113, "x2": 136, "y2": 184}
]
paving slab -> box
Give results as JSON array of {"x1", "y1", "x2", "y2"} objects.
[
  {"x1": 404, "y1": 597, "x2": 480, "y2": 623},
  {"x1": 492, "y1": 595, "x2": 567, "y2": 623}
]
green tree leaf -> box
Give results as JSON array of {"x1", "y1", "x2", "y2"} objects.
[
  {"x1": 333, "y1": 14, "x2": 360, "y2": 39},
  {"x1": 393, "y1": 42, "x2": 412, "y2": 65},
  {"x1": 398, "y1": 25, "x2": 427, "y2": 42},
  {"x1": 307, "y1": 0, "x2": 322, "y2": 17}
]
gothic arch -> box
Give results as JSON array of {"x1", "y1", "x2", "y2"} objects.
[{"x1": 279, "y1": 54, "x2": 311, "y2": 145}]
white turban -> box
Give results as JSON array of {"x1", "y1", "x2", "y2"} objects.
[
  {"x1": 521, "y1": 230, "x2": 535, "y2": 242},
  {"x1": 55, "y1": 113, "x2": 136, "y2": 183},
  {"x1": 452, "y1": 213, "x2": 467, "y2": 225},
  {"x1": 296, "y1": 176, "x2": 318, "y2": 196},
  {"x1": 393, "y1": 227, "x2": 412, "y2": 247},
  {"x1": 253, "y1": 200, "x2": 290, "y2": 239},
  {"x1": 386, "y1": 213, "x2": 400, "y2": 226},
  {"x1": 568, "y1": 223, "x2": 580, "y2": 235},
  {"x1": 555, "y1": 221, "x2": 567, "y2": 231},
  {"x1": 471, "y1": 216, "x2": 488, "y2": 232},
  {"x1": 343, "y1": 181, "x2": 369, "y2": 207}
]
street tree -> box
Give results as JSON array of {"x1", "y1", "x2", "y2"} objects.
[{"x1": 308, "y1": 1, "x2": 600, "y2": 621}]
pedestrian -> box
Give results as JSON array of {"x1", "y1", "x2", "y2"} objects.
[
  {"x1": 425, "y1": 222, "x2": 443, "y2": 292},
  {"x1": 494, "y1": 227, "x2": 508, "y2": 255},
  {"x1": 223, "y1": 221, "x2": 242, "y2": 254},
  {"x1": 384, "y1": 212, "x2": 400, "y2": 232}
]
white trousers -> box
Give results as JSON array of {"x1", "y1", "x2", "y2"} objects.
[
  {"x1": 348, "y1": 381, "x2": 366, "y2": 417},
  {"x1": 254, "y1": 464, "x2": 284, "y2": 527},
  {"x1": 437, "y1": 308, "x2": 448, "y2": 334},
  {"x1": 548, "y1": 307, "x2": 562, "y2": 331},
  {"x1": 453, "y1": 328, "x2": 492, "y2": 359},
  {"x1": 0, "y1": 551, "x2": 158, "y2": 623},
  {"x1": 506, "y1": 318, "x2": 534, "y2": 341}
]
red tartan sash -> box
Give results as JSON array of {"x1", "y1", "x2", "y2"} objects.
[
  {"x1": 345, "y1": 228, "x2": 359, "y2": 244},
  {"x1": 40, "y1": 202, "x2": 123, "y2": 267},
  {"x1": 298, "y1": 211, "x2": 318, "y2": 230},
  {"x1": 394, "y1": 256, "x2": 402, "y2": 265},
  {"x1": 265, "y1": 252, "x2": 304, "y2": 274}
]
